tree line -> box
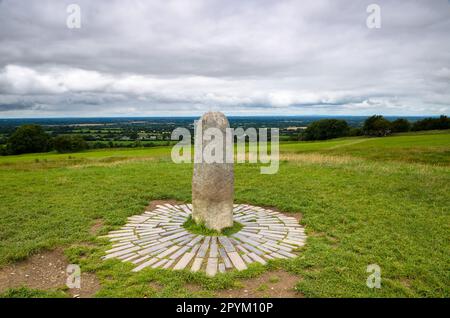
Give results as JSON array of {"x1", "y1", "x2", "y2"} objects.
[
  {"x1": 0, "y1": 124, "x2": 175, "y2": 155},
  {"x1": 1, "y1": 125, "x2": 88, "y2": 155},
  {"x1": 301, "y1": 115, "x2": 449, "y2": 141},
  {"x1": 1, "y1": 115, "x2": 448, "y2": 155}
]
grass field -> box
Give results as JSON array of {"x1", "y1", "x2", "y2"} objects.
[{"x1": 0, "y1": 131, "x2": 449, "y2": 297}]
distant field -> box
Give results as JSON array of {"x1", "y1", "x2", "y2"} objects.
[
  {"x1": 281, "y1": 130, "x2": 450, "y2": 165},
  {"x1": 0, "y1": 131, "x2": 449, "y2": 297}
]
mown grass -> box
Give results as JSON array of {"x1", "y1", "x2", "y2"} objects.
[{"x1": 0, "y1": 131, "x2": 449, "y2": 297}]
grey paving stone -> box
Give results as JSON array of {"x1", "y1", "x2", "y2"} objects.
[
  {"x1": 139, "y1": 240, "x2": 162, "y2": 248},
  {"x1": 155, "y1": 245, "x2": 180, "y2": 259},
  {"x1": 264, "y1": 241, "x2": 293, "y2": 252},
  {"x1": 159, "y1": 230, "x2": 189, "y2": 242},
  {"x1": 276, "y1": 249, "x2": 297, "y2": 258},
  {"x1": 159, "y1": 230, "x2": 187, "y2": 240},
  {"x1": 103, "y1": 246, "x2": 141, "y2": 259},
  {"x1": 283, "y1": 239, "x2": 305, "y2": 246},
  {"x1": 232, "y1": 233, "x2": 262, "y2": 247},
  {"x1": 132, "y1": 258, "x2": 159, "y2": 272},
  {"x1": 191, "y1": 257, "x2": 203, "y2": 272},
  {"x1": 109, "y1": 236, "x2": 137, "y2": 242},
  {"x1": 173, "y1": 252, "x2": 196, "y2": 270},
  {"x1": 236, "y1": 245, "x2": 250, "y2": 254},
  {"x1": 241, "y1": 243, "x2": 264, "y2": 256},
  {"x1": 227, "y1": 252, "x2": 247, "y2": 271},
  {"x1": 169, "y1": 245, "x2": 190, "y2": 260},
  {"x1": 131, "y1": 255, "x2": 151, "y2": 264},
  {"x1": 187, "y1": 235, "x2": 204, "y2": 247},
  {"x1": 209, "y1": 241, "x2": 218, "y2": 258},
  {"x1": 206, "y1": 258, "x2": 218, "y2": 277},
  {"x1": 138, "y1": 240, "x2": 175, "y2": 255},
  {"x1": 197, "y1": 237, "x2": 211, "y2": 257},
  {"x1": 190, "y1": 243, "x2": 201, "y2": 254},
  {"x1": 117, "y1": 252, "x2": 138, "y2": 260},
  {"x1": 122, "y1": 254, "x2": 141, "y2": 262},
  {"x1": 152, "y1": 259, "x2": 169, "y2": 268},
  {"x1": 261, "y1": 243, "x2": 278, "y2": 251},
  {"x1": 105, "y1": 243, "x2": 134, "y2": 254},
  {"x1": 247, "y1": 253, "x2": 267, "y2": 265},
  {"x1": 218, "y1": 263, "x2": 226, "y2": 273},
  {"x1": 257, "y1": 245, "x2": 274, "y2": 253},
  {"x1": 242, "y1": 254, "x2": 253, "y2": 264},
  {"x1": 173, "y1": 235, "x2": 196, "y2": 245},
  {"x1": 162, "y1": 259, "x2": 175, "y2": 269},
  {"x1": 219, "y1": 247, "x2": 232, "y2": 268},
  {"x1": 106, "y1": 232, "x2": 135, "y2": 238},
  {"x1": 279, "y1": 242, "x2": 297, "y2": 249},
  {"x1": 261, "y1": 233, "x2": 285, "y2": 240},
  {"x1": 111, "y1": 241, "x2": 132, "y2": 247},
  {"x1": 218, "y1": 236, "x2": 236, "y2": 252}
]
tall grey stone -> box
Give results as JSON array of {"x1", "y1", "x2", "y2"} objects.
[{"x1": 192, "y1": 112, "x2": 234, "y2": 231}]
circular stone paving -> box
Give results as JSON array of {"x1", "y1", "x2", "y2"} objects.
[{"x1": 101, "y1": 203, "x2": 306, "y2": 276}]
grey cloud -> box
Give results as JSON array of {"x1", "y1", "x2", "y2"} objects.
[{"x1": 0, "y1": 0, "x2": 449, "y2": 117}]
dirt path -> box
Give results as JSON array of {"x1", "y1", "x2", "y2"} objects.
[
  {"x1": 0, "y1": 248, "x2": 100, "y2": 298},
  {"x1": 216, "y1": 270, "x2": 303, "y2": 298}
]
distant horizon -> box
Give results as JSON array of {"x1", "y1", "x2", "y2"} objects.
[{"x1": 0, "y1": 114, "x2": 445, "y2": 121}]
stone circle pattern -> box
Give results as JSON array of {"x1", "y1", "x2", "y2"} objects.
[{"x1": 101, "y1": 203, "x2": 306, "y2": 276}]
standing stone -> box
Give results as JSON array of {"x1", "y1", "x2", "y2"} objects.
[{"x1": 192, "y1": 112, "x2": 234, "y2": 231}]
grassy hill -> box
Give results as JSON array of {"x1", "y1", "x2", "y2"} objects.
[{"x1": 0, "y1": 131, "x2": 449, "y2": 297}]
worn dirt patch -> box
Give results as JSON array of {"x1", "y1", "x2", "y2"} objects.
[
  {"x1": 216, "y1": 270, "x2": 303, "y2": 298},
  {"x1": 90, "y1": 218, "x2": 104, "y2": 235},
  {"x1": 0, "y1": 248, "x2": 100, "y2": 298}
]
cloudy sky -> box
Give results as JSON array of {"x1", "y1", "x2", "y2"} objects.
[{"x1": 0, "y1": 0, "x2": 449, "y2": 117}]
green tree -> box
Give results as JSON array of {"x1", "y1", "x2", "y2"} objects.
[
  {"x1": 303, "y1": 119, "x2": 350, "y2": 141},
  {"x1": 53, "y1": 135, "x2": 88, "y2": 153},
  {"x1": 390, "y1": 118, "x2": 411, "y2": 133},
  {"x1": 412, "y1": 115, "x2": 449, "y2": 131},
  {"x1": 7, "y1": 125, "x2": 51, "y2": 154},
  {"x1": 363, "y1": 115, "x2": 391, "y2": 136}
]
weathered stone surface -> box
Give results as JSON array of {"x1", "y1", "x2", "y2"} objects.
[
  {"x1": 132, "y1": 258, "x2": 158, "y2": 272},
  {"x1": 227, "y1": 252, "x2": 247, "y2": 271},
  {"x1": 206, "y1": 257, "x2": 218, "y2": 277},
  {"x1": 192, "y1": 112, "x2": 234, "y2": 231},
  {"x1": 191, "y1": 257, "x2": 203, "y2": 272}
]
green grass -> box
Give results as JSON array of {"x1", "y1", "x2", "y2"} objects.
[
  {"x1": 183, "y1": 216, "x2": 243, "y2": 236},
  {"x1": 0, "y1": 287, "x2": 68, "y2": 298},
  {"x1": 280, "y1": 130, "x2": 450, "y2": 165},
  {"x1": 0, "y1": 130, "x2": 449, "y2": 297}
]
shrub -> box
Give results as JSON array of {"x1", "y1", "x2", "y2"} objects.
[
  {"x1": 348, "y1": 127, "x2": 363, "y2": 136},
  {"x1": 53, "y1": 135, "x2": 88, "y2": 153},
  {"x1": 302, "y1": 119, "x2": 350, "y2": 141},
  {"x1": 390, "y1": 118, "x2": 411, "y2": 133},
  {"x1": 363, "y1": 115, "x2": 391, "y2": 136},
  {"x1": 7, "y1": 125, "x2": 51, "y2": 154}
]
